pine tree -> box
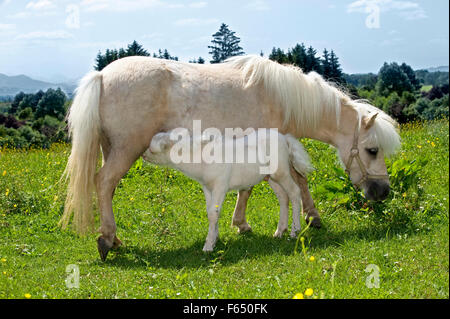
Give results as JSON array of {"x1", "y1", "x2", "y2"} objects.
[
  {"x1": 269, "y1": 47, "x2": 288, "y2": 64},
  {"x1": 288, "y1": 43, "x2": 307, "y2": 69},
  {"x1": 94, "y1": 51, "x2": 107, "y2": 71},
  {"x1": 329, "y1": 50, "x2": 344, "y2": 82},
  {"x1": 153, "y1": 49, "x2": 178, "y2": 61},
  {"x1": 126, "y1": 40, "x2": 150, "y2": 56},
  {"x1": 321, "y1": 49, "x2": 332, "y2": 79},
  {"x1": 94, "y1": 41, "x2": 152, "y2": 71},
  {"x1": 305, "y1": 46, "x2": 321, "y2": 73},
  {"x1": 208, "y1": 23, "x2": 244, "y2": 63}
]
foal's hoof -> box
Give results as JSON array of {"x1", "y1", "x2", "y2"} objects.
[
  {"x1": 97, "y1": 236, "x2": 112, "y2": 262},
  {"x1": 273, "y1": 228, "x2": 286, "y2": 238},
  {"x1": 305, "y1": 209, "x2": 322, "y2": 229}
]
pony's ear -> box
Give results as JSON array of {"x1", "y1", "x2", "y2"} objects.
[{"x1": 363, "y1": 112, "x2": 378, "y2": 130}]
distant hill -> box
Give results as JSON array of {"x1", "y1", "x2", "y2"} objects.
[
  {"x1": 426, "y1": 66, "x2": 449, "y2": 73},
  {"x1": 0, "y1": 73, "x2": 76, "y2": 97},
  {"x1": 344, "y1": 66, "x2": 449, "y2": 88}
]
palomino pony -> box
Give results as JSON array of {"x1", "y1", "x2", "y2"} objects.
[{"x1": 60, "y1": 55, "x2": 400, "y2": 261}]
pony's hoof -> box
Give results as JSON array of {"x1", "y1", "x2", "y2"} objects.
[
  {"x1": 202, "y1": 245, "x2": 214, "y2": 253},
  {"x1": 237, "y1": 223, "x2": 252, "y2": 234},
  {"x1": 97, "y1": 236, "x2": 112, "y2": 262}
]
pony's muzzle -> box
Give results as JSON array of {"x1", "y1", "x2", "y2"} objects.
[{"x1": 364, "y1": 180, "x2": 390, "y2": 201}]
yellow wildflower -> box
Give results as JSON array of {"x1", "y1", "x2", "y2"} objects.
[
  {"x1": 309, "y1": 256, "x2": 315, "y2": 262},
  {"x1": 1, "y1": 258, "x2": 6, "y2": 262},
  {"x1": 2, "y1": 170, "x2": 6, "y2": 176},
  {"x1": 24, "y1": 293, "x2": 31, "y2": 299},
  {"x1": 304, "y1": 288, "x2": 314, "y2": 296},
  {"x1": 431, "y1": 142, "x2": 436, "y2": 147},
  {"x1": 293, "y1": 293, "x2": 304, "y2": 299}
]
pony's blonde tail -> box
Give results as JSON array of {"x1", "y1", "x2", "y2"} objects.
[
  {"x1": 59, "y1": 71, "x2": 102, "y2": 235},
  {"x1": 285, "y1": 134, "x2": 314, "y2": 177}
]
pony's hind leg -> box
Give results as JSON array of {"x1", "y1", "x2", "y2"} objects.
[
  {"x1": 231, "y1": 188, "x2": 253, "y2": 233},
  {"x1": 95, "y1": 149, "x2": 138, "y2": 261}
]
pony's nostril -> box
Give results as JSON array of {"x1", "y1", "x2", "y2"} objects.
[{"x1": 366, "y1": 181, "x2": 390, "y2": 201}]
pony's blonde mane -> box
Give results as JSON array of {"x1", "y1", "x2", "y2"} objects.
[
  {"x1": 224, "y1": 55, "x2": 401, "y2": 156},
  {"x1": 225, "y1": 55, "x2": 348, "y2": 132}
]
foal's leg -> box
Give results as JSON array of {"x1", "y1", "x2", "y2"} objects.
[
  {"x1": 290, "y1": 167, "x2": 321, "y2": 228},
  {"x1": 268, "y1": 179, "x2": 289, "y2": 238},
  {"x1": 274, "y1": 176, "x2": 302, "y2": 238},
  {"x1": 231, "y1": 188, "x2": 253, "y2": 233},
  {"x1": 203, "y1": 187, "x2": 226, "y2": 252},
  {"x1": 95, "y1": 149, "x2": 137, "y2": 261}
]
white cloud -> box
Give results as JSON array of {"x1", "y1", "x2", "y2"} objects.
[
  {"x1": 16, "y1": 30, "x2": 73, "y2": 40},
  {"x1": 174, "y1": 18, "x2": 218, "y2": 27},
  {"x1": 7, "y1": 11, "x2": 32, "y2": 19},
  {"x1": 79, "y1": 0, "x2": 208, "y2": 12},
  {"x1": 347, "y1": 0, "x2": 427, "y2": 20},
  {"x1": 26, "y1": 0, "x2": 55, "y2": 10},
  {"x1": 245, "y1": 0, "x2": 270, "y2": 11},
  {"x1": 80, "y1": 0, "x2": 164, "y2": 12},
  {"x1": 189, "y1": 2, "x2": 207, "y2": 8},
  {"x1": 0, "y1": 23, "x2": 15, "y2": 31}
]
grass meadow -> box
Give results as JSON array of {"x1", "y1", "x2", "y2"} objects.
[{"x1": 0, "y1": 120, "x2": 448, "y2": 299}]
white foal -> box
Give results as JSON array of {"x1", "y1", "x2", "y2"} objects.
[{"x1": 143, "y1": 129, "x2": 313, "y2": 252}]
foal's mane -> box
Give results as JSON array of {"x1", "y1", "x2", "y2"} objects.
[{"x1": 224, "y1": 55, "x2": 348, "y2": 132}]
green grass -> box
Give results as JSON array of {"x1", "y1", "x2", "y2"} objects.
[
  {"x1": 0, "y1": 120, "x2": 448, "y2": 299},
  {"x1": 420, "y1": 85, "x2": 433, "y2": 93}
]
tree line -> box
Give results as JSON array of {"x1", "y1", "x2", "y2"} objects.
[{"x1": 1, "y1": 23, "x2": 448, "y2": 148}]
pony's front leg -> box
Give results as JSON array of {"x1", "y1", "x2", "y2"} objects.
[
  {"x1": 268, "y1": 179, "x2": 289, "y2": 238},
  {"x1": 203, "y1": 188, "x2": 226, "y2": 252},
  {"x1": 231, "y1": 188, "x2": 253, "y2": 233},
  {"x1": 290, "y1": 167, "x2": 321, "y2": 228}
]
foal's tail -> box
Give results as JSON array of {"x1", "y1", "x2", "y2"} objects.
[
  {"x1": 59, "y1": 71, "x2": 103, "y2": 235},
  {"x1": 285, "y1": 134, "x2": 314, "y2": 177}
]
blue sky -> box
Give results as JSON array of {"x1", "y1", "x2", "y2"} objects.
[{"x1": 0, "y1": 0, "x2": 448, "y2": 82}]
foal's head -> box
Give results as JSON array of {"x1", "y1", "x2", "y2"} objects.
[
  {"x1": 142, "y1": 132, "x2": 173, "y2": 165},
  {"x1": 335, "y1": 103, "x2": 401, "y2": 201}
]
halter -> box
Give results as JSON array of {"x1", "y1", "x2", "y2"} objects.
[{"x1": 344, "y1": 120, "x2": 390, "y2": 189}]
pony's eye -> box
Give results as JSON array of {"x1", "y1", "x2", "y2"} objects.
[{"x1": 366, "y1": 148, "x2": 379, "y2": 156}]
